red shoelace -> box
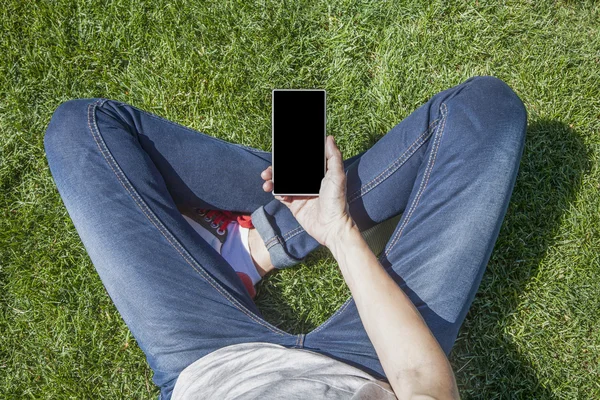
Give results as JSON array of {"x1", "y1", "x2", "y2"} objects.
[{"x1": 197, "y1": 209, "x2": 254, "y2": 234}]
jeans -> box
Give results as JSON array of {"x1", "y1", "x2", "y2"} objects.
[{"x1": 44, "y1": 76, "x2": 527, "y2": 399}]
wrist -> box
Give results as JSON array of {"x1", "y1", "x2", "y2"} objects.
[{"x1": 325, "y1": 216, "x2": 360, "y2": 258}]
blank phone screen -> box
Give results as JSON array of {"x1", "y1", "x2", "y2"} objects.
[{"x1": 272, "y1": 89, "x2": 326, "y2": 195}]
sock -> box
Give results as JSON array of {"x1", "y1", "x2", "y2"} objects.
[{"x1": 228, "y1": 225, "x2": 262, "y2": 286}]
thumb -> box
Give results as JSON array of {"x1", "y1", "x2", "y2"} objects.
[{"x1": 326, "y1": 136, "x2": 344, "y2": 177}]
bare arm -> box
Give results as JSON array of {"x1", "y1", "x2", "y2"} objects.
[
  {"x1": 328, "y1": 219, "x2": 459, "y2": 400},
  {"x1": 261, "y1": 136, "x2": 460, "y2": 400}
]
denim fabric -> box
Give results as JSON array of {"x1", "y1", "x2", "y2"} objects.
[{"x1": 44, "y1": 76, "x2": 526, "y2": 399}]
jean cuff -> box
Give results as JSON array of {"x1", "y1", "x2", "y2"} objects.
[{"x1": 250, "y1": 206, "x2": 301, "y2": 269}]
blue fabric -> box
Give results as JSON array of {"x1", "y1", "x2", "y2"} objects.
[{"x1": 44, "y1": 76, "x2": 526, "y2": 399}]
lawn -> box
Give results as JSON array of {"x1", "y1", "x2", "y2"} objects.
[{"x1": 1, "y1": 0, "x2": 599, "y2": 398}]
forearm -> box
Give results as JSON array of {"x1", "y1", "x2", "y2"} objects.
[{"x1": 328, "y1": 221, "x2": 460, "y2": 400}]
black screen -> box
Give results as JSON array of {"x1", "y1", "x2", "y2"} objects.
[{"x1": 272, "y1": 90, "x2": 326, "y2": 195}]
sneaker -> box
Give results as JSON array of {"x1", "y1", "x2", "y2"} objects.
[{"x1": 180, "y1": 207, "x2": 260, "y2": 299}]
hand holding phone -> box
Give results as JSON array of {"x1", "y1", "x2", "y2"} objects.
[{"x1": 261, "y1": 135, "x2": 353, "y2": 248}]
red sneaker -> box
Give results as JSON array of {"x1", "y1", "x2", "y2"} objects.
[{"x1": 180, "y1": 207, "x2": 258, "y2": 299}]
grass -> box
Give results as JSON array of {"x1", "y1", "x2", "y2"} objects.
[{"x1": 1, "y1": 0, "x2": 599, "y2": 398}]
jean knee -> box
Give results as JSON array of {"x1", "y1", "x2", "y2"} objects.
[
  {"x1": 462, "y1": 76, "x2": 527, "y2": 151},
  {"x1": 470, "y1": 76, "x2": 527, "y2": 128},
  {"x1": 43, "y1": 98, "x2": 103, "y2": 159}
]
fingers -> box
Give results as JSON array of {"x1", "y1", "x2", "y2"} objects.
[
  {"x1": 261, "y1": 166, "x2": 272, "y2": 181},
  {"x1": 261, "y1": 166, "x2": 273, "y2": 192},
  {"x1": 259, "y1": 166, "x2": 291, "y2": 203},
  {"x1": 262, "y1": 180, "x2": 274, "y2": 192}
]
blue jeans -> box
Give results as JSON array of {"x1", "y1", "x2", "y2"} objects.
[{"x1": 44, "y1": 76, "x2": 526, "y2": 399}]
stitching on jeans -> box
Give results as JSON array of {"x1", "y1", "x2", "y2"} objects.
[
  {"x1": 114, "y1": 102, "x2": 270, "y2": 155},
  {"x1": 262, "y1": 223, "x2": 306, "y2": 259},
  {"x1": 283, "y1": 225, "x2": 304, "y2": 240},
  {"x1": 347, "y1": 119, "x2": 439, "y2": 204},
  {"x1": 309, "y1": 296, "x2": 353, "y2": 335},
  {"x1": 87, "y1": 100, "x2": 291, "y2": 337},
  {"x1": 263, "y1": 224, "x2": 304, "y2": 251},
  {"x1": 266, "y1": 236, "x2": 283, "y2": 250},
  {"x1": 283, "y1": 228, "x2": 304, "y2": 242},
  {"x1": 347, "y1": 127, "x2": 431, "y2": 203},
  {"x1": 264, "y1": 236, "x2": 279, "y2": 247},
  {"x1": 383, "y1": 104, "x2": 448, "y2": 257},
  {"x1": 347, "y1": 118, "x2": 440, "y2": 204},
  {"x1": 383, "y1": 103, "x2": 449, "y2": 257}
]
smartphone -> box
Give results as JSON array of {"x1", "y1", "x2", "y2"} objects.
[{"x1": 272, "y1": 89, "x2": 326, "y2": 196}]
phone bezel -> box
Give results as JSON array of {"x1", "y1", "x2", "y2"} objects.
[{"x1": 271, "y1": 88, "x2": 327, "y2": 197}]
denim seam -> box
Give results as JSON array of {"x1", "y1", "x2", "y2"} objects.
[
  {"x1": 113, "y1": 102, "x2": 270, "y2": 155},
  {"x1": 264, "y1": 236, "x2": 279, "y2": 248},
  {"x1": 88, "y1": 100, "x2": 291, "y2": 337},
  {"x1": 263, "y1": 223, "x2": 305, "y2": 251},
  {"x1": 265, "y1": 236, "x2": 284, "y2": 250},
  {"x1": 283, "y1": 225, "x2": 304, "y2": 239},
  {"x1": 347, "y1": 117, "x2": 440, "y2": 204},
  {"x1": 283, "y1": 228, "x2": 305, "y2": 242},
  {"x1": 309, "y1": 295, "x2": 354, "y2": 335},
  {"x1": 383, "y1": 103, "x2": 449, "y2": 257}
]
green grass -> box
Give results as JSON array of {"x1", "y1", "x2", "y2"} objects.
[{"x1": 1, "y1": 0, "x2": 599, "y2": 398}]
